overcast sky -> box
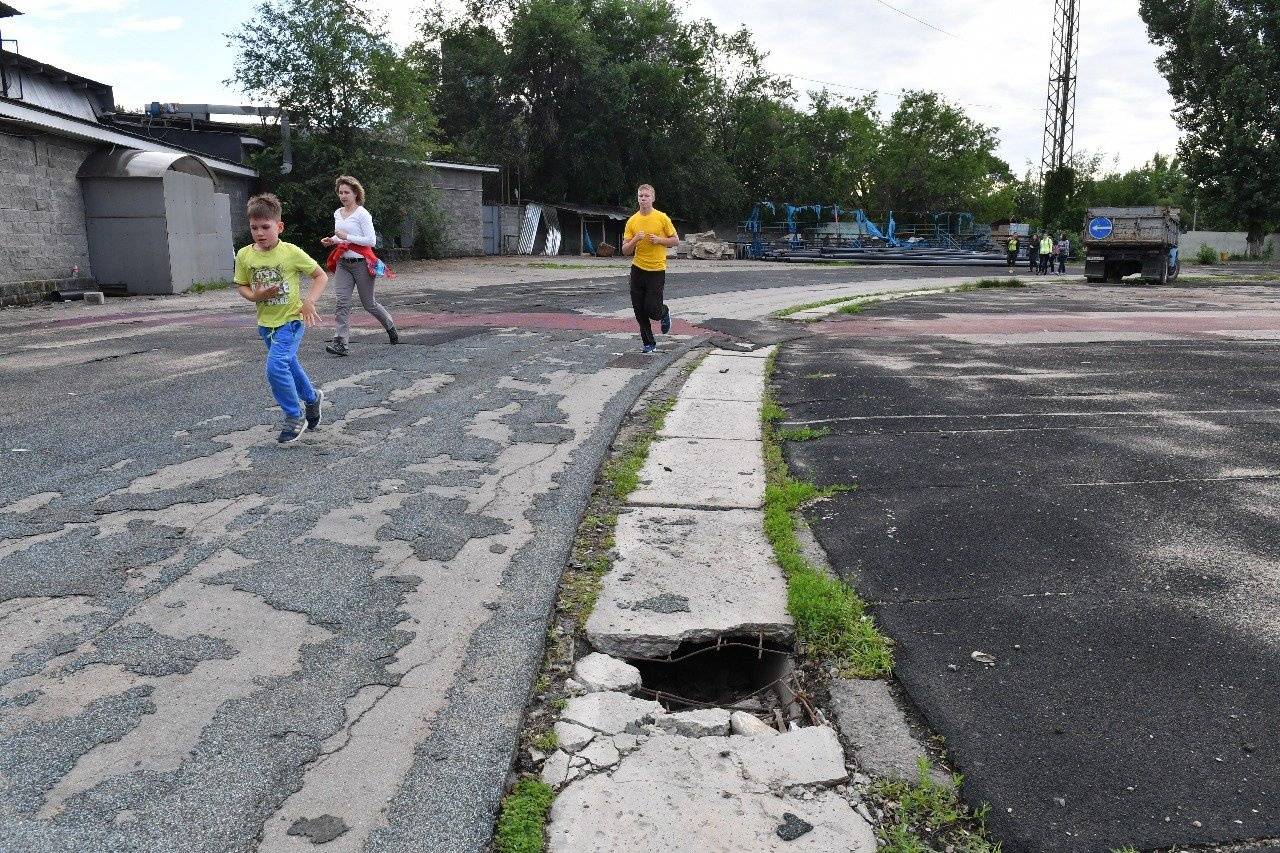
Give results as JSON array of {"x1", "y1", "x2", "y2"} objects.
[{"x1": 7, "y1": 0, "x2": 1180, "y2": 174}]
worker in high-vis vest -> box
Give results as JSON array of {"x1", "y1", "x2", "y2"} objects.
[
  {"x1": 1007, "y1": 236, "x2": 1018, "y2": 270},
  {"x1": 1039, "y1": 233, "x2": 1054, "y2": 275}
]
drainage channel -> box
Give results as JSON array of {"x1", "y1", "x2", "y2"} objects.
[
  {"x1": 511, "y1": 344, "x2": 878, "y2": 851},
  {"x1": 627, "y1": 637, "x2": 816, "y2": 729}
]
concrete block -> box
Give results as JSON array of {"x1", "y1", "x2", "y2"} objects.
[
  {"x1": 82, "y1": 291, "x2": 105, "y2": 305},
  {"x1": 658, "y1": 398, "x2": 761, "y2": 442},
  {"x1": 561, "y1": 692, "x2": 664, "y2": 735},
  {"x1": 578, "y1": 738, "x2": 621, "y2": 769},
  {"x1": 731, "y1": 710, "x2": 779, "y2": 737},
  {"x1": 541, "y1": 750, "x2": 573, "y2": 788},
  {"x1": 654, "y1": 708, "x2": 732, "y2": 737},
  {"x1": 547, "y1": 730, "x2": 873, "y2": 852},
  {"x1": 628, "y1": 438, "x2": 764, "y2": 509},
  {"x1": 574, "y1": 653, "x2": 643, "y2": 693},
  {"x1": 735, "y1": 726, "x2": 849, "y2": 787},
  {"x1": 828, "y1": 678, "x2": 948, "y2": 785},
  {"x1": 586, "y1": 506, "x2": 792, "y2": 658},
  {"x1": 553, "y1": 721, "x2": 596, "y2": 753},
  {"x1": 678, "y1": 354, "x2": 769, "y2": 403}
]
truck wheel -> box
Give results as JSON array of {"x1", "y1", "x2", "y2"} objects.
[
  {"x1": 1105, "y1": 263, "x2": 1122, "y2": 284},
  {"x1": 1150, "y1": 258, "x2": 1169, "y2": 286}
]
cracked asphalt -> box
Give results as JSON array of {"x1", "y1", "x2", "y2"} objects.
[
  {"x1": 775, "y1": 280, "x2": 1280, "y2": 853},
  {"x1": 0, "y1": 260, "x2": 968, "y2": 852}
]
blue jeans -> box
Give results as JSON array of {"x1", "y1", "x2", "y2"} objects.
[{"x1": 258, "y1": 320, "x2": 317, "y2": 419}]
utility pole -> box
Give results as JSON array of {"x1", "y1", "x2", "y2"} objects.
[{"x1": 1041, "y1": 0, "x2": 1080, "y2": 178}]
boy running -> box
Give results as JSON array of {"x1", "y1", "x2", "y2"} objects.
[
  {"x1": 622, "y1": 184, "x2": 679, "y2": 353},
  {"x1": 234, "y1": 193, "x2": 329, "y2": 444}
]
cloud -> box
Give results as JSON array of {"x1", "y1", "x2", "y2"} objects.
[
  {"x1": 24, "y1": 0, "x2": 134, "y2": 18},
  {"x1": 685, "y1": 0, "x2": 1179, "y2": 171},
  {"x1": 102, "y1": 16, "x2": 185, "y2": 37}
]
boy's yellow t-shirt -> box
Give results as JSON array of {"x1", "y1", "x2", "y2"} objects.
[
  {"x1": 624, "y1": 209, "x2": 677, "y2": 272},
  {"x1": 233, "y1": 240, "x2": 319, "y2": 329}
]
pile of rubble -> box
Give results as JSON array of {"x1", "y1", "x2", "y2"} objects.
[{"x1": 674, "y1": 230, "x2": 737, "y2": 260}]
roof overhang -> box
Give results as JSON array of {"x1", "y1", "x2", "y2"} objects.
[
  {"x1": 0, "y1": 96, "x2": 257, "y2": 178},
  {"x1": 425, "y1": 159, "x2": 499, "y2": 174}
]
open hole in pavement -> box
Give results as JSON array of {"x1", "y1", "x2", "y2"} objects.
[{"x1": 630, "y1": 637, "x2": 801, "y2": 719}]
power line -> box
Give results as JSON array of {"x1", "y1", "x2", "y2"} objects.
[
  {"x1": 868, "y1": 0, "x2": 959, "y2": 38},
  {"x1": 780, "y1": 73, "x2": 997, "y2": 111}
]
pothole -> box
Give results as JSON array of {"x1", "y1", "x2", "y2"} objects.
[{"x1": 629, "y1": 637, "x2": 814, "y2": 729}]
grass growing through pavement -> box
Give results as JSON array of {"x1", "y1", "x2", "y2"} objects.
[
  {"x1": 602, "y1": 397, "x2": 676, "y2": 499},
  {"x1": 774, "y1": 424, "x2": 830, "y2": 442},
  {"x1": 494, "y1": 779, "x2": 555, "y2": 853},
  {"x1": 872, "y1": 759, "x2": 999, "y2": 853},
  {"x1": 761, "y1": 352, "x2": 892, "y2": 677}
]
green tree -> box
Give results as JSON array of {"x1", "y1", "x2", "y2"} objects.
[
  {"x1": 227, "y1": 0, "x2": 443, "y2": 256},
  {"x1": 1139, "y1": 0, "x2": 1280, "y2": 252},
  {"x1": 872, "y1": 91, "x2": 1008, "y2": 216}
]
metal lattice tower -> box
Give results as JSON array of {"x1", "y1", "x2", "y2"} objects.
[{"x1": 1040, "y1": 0, "x2": 1080, "y2": 179}]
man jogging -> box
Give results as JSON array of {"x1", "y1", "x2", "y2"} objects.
[{"x1": 622, "y1": 184, "x2": 679, "y2": 353}]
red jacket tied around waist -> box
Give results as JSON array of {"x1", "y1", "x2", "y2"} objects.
[{"x1": 324, "y1": 243, "x2": 394, "y2": 279}]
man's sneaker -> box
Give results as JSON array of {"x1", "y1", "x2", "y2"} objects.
[
  {"x1": 642, "y1": 343, "x2": 657, "y2": 353},
  {"x1": 660, "y1": 306, "x2": 671, "y2": 335},
  {"x1": 305, "y1": 389, "x2": 325, "y2": 430},
  {"x1": 277, "y1": 416, "x2": 308, "y2": 444},
  {"x1": 325, "y1": 339, "x2": 349, "y2": 356},
  {"x1": 387, "y1": 327, "x2": 400, "y2": 345}
]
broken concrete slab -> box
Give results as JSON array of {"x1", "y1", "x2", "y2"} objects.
[
  {"x1": 735, "y1": 725, "x2": 849, "y2": 788},
  {"x1": 553, "y1": 721, "x2": 596, "y2": 753},
  {"x1": 561, "y1": 691, "x2": 664, "y2": 735},
  {"x1": 711, "y1": 345, "x2": 775, "y2": 358},
  {"x1": 658, "y1": 398, "x2": 761, "y2": 442},
  {"x1": 828, "y1": 677, "x2": 946, "y2": 785},
  {"x1": 586, "y1": 506, "x2": 792, "y2": 658},
  {"x1": 574, "y1": 653, "x2": 643, "y2": 693},
  {"x1": 547, "y1": 730, "x2": 873, "y2": 853},
  {"x1": 678, "y1": 354, "x2": 769, "y2": 403},
  {"x1": 731, "y1": 710, "x2": 779, "y2": 737},
  {"x1": 578, "y1": 738, "x2": 621, "y2": 769},
  {"x1": 541, "y1": 750, "x2": 573, "y2": 789},
  {"x1": 628, "y1": 438, "x2": 764, "y2": 510},
  {"x1": 654, "y1": 708, "x2": 732, "y2": 737}
]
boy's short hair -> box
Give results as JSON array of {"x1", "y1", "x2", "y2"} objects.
[
  {"x1": 335, "y1": 175, "x2": 366, "y2": 205},
  {"x1": 637, "y1": 183, "x2": 655, "y2": 194},
  {"x1": 246, "y1": 193, "x2": 283, "y2": 222}
]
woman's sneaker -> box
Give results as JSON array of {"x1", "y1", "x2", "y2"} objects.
[
  {"x1": 305, "y1": 389, "x2": 325, "y2": 430},
  {"x1": 277, "y1": 416, "x2": 308, "y2": 444},
  {"x1": 660, "y1": 306, "x2": 672, "y2": 335},
  {"x1": 325, "y1": 339, "x2": 349, "y2": 356},
  {"x1": 387, "y1": 327, "x2": 400, "y2": 344}
]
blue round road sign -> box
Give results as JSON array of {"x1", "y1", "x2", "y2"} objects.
[{"x1": 1088, "y1": 217, "x2": 1114, "y2": 239}]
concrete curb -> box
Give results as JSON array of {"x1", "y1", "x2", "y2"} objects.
[{"x1": 539, "y1": 346, "x2": 875, "y2": 850}]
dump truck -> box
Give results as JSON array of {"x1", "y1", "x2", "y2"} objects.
[{"x1": 1083, "y1": 206, "x2": 1180, "y2": 285}]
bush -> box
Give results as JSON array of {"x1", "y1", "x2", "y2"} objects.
[{"x1": 1196, "y1": 244, "x2": 1218, "y2": 265}]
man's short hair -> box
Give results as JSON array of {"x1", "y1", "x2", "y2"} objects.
[
  {"x1": 637, "y1": 183, "x2": 655, "y2": 194},
  {"x1": 247, "y1": 193, "x2": 283, "y2": 222},
  {"x1": 335, "y1": 175, "x2": 366, "y2": 205}
]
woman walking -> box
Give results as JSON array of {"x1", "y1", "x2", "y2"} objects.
[{"x1": 322, "y1": 176, "x2": 397, "y2": 356}]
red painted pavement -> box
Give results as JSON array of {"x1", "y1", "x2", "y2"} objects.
[{"x1": 7, "y1": 308, "x2": 705, "y2": 337}]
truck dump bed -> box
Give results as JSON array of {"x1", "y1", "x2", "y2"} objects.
[{"x1": 1084, "y1": 206, "x2": 1180, "y2": 249}]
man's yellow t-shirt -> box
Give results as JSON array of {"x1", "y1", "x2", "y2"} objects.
[
  {"x1": 624, "y1": 209, "x2": 677, "y2": 272},
  {"x1": 234, "y1": 240, "x2": 319, "y2": 329}
]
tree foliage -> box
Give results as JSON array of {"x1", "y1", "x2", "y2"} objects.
[
  {"x1": 227, "y1": 0, "x2": 443, "y2": 256},
  {"x1": 414, "y1": 0, "x2": 1011, "y2": 226},
  {"x1": 1139, "y1": 0, "x2": 1280, "y2": 249}
]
